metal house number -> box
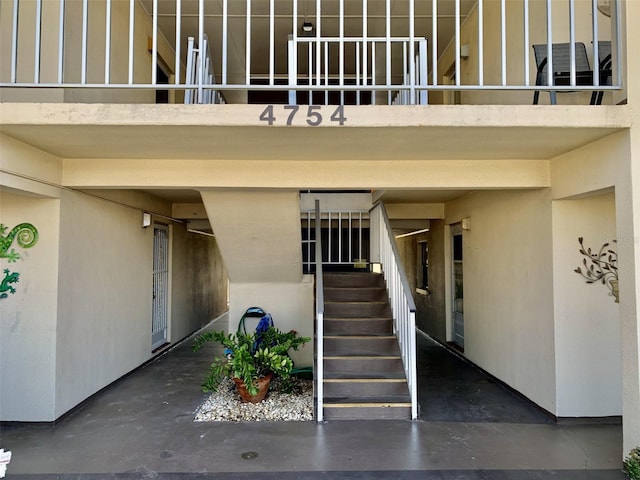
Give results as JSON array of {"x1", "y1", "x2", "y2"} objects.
[{"x1": 259, "y1": 105, "x2": 346, "y2": 126}]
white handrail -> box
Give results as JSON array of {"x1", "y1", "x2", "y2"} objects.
[
  {"x1": 314, "y1": 199, "x2": 324, "y2": 422},
  {"x1": 371, "y1": 202, "x2": 418, "y2": 420}
]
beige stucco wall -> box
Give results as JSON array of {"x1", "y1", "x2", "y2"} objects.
[
  {"x1": 550, "y1": 129, "x2": 639, "y2": 452},
  {"x1": 444, "y1": 188, "x2": 557, "y2": 413},
  {"x1": 0, "y1": 191, "x2": 60, "y2": 421},
  {"x1": 229, "y1": 280, "x2": 315, "y2": 367},
  {"x1": 54, "y1": 189, "x2": 152, "y2": 417},
  {"x1": 552, "y1": 191, "x2": 621, "y2": 417}
]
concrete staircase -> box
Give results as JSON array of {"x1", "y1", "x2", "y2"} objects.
[{"x1": 321, "y1": 272, "x2": 412, "y2": 420}]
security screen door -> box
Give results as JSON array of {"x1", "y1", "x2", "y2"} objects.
[{"x1": 152, "y1": 224, "x2": 169, "y2": 350}]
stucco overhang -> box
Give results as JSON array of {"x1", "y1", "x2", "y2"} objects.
[{"x1": 0, "y1": 103, "x2": 630, "y2": 162}]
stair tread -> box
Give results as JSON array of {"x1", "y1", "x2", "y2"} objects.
[
  {"x1": 324, "y1": 371, "x2": 406, "y2": 379},
  {"x1": 325, "y1": 355, "x2": 401, "y2": 359},
  {"x1": 325, "y1": 316, "x2": 393, "y2": 320},
  {"x1": 324, "y1": 378, "x2": 407, "y2": 383},
  {"x1": 324, "y1": 396, "x2": 411, "y2": 405}
]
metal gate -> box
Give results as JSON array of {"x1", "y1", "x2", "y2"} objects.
[{"x1": 152, "y1": 225, "x2": 169, "y2": 350}]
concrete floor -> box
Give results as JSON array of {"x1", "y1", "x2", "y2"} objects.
[{"x1": 0, "y1": 315, "x2": 626, "y2": 479}]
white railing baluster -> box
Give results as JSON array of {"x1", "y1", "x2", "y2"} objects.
[
  {"x1": 11, "y1": 0, "x2": 19, "y2": 84},
  {"x1": 34, "y1": 0, "x2": 42, "y2": 84},
  {"x1": 245, "y1": 0, "x2": 251, "y2": 86},
  {"x1": 222, "y1": 0, "x2": 228, "y2": 85},
  {"x1": 308, "y1": 42, "x2": 313, "y2": 105},
  {"x1": 409, "y1": 0, "x2": 416, "y2": 105},
  {"x1": 569, "y1": 0, "x2": 576, "y2": 87},
  {"x1": 128, "y1": 0, "x2": 135, "y2": 85},
  {"x1": 363, "y1": 0, "x2": 368, "y2": 91},
  {"x1": 523, "y1": 0, "x2": 529, "y2": 87},
  {"x1": 198, "y1": 0, "x2": 204, "y2": 102},
  {"x1": 432, "y1": 0, "x2": 438, "y2": 87},
  {"x1": 269, "y1": 0, "x2": 274, "y2": 86},
  {"x1": 175, "y1": 0, "x2": 181, "y2": 85},
  {"x1": 501, "y1": 0, "x2": 506, "y2": 86},
  {"x1": 316, "y1": 0, "x2": 322, "y2": 92},
  {"x1": 81, "y1": 0, "x2": 88, "y2": 84},
  {"x1": 385, "y1": 0, "x2": 391, "y2": 104},
  {"x1": 152, "y1": 0, "x2": 158, "y2": 85},
  {"x1": 455, "y1": 0, "x2": 460, "y2": 86},
  {"x1": 315, "y1": 200, "x2": 324, "y2": 423},
  {"x1": 615, "y1": 0, "x2": 622, "y2": 88},
  {"x1": 339, "y1": 0, "x2": 344, "y2": 105},
  {"x1": 592, "y1": 0, "x2": 599, "y2": 87},
  {"x1": 478, "y1": 0, "x2": 484, "y2": 86},
  {"x1": 58, "y1": 0, "x2": 64, "y2": 84},
  {"x1": 546, "y1": 0, "x2": 553, "y2": 90},
  {"x1": 105, "y1": 0, "x2": 112, "y2": 84}
]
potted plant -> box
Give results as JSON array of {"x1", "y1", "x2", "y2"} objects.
[
  {"x1": 192, "y1": 327, "x2": 310, "y2": 403},
  {"x1": 574, "y1": 237, "x2": 619, "y2": 303}
]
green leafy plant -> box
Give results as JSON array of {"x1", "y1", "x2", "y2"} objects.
[
  {"x1": 192, "y1": 327, "x2": 310, "y2": 396},
  {"x1": 624, "y1": 447, "x2": 640, "y2": 480}
]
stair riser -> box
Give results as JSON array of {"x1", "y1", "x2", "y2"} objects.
[
  {"x1": 324, "y1": 288, "x2": 388, "y2": 302},
  {"x1": 323, "y1": 406, "x2": 411, "y2": 420},
  {"x1": 324, "y1": 319, "x2": 393, "y2": 336},
  {"x1": 324, "y1": 357, "x2": 404, "y2": 373},
  {"x1": 324, "y1": 337, "x2": 400, "y2": 356},
  {"x1": 324, "y1": 302, "x2": 391, "y2": 317},
  {"x1": 324, "y1": 382, "x2": 409, "y2": 398},
  {"x1": 324, "y1": 273, "x2": 385, "y2": 288}
]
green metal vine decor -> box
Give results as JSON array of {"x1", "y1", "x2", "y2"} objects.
[
  {"x1": 0, "y1": 222, "x2": 39, "y2": 300},
  {"x1": 574, "y1": 237, "x2": 619, "y2": 303},
  {"x1": 0, "y1": 223, "x2": 38, "y2": 262}
]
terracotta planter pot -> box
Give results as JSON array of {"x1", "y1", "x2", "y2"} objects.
[{"x1": 233, "y1": 374, "x2": 272, "y2": 403}]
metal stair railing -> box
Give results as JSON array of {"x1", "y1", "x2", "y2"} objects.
[
  {"x1": 371, "y1": 202, "x2": 418, "y2": 420},
  {"x1": 184, "y1": 34, "x2": 224, "y2": 105},
  {"x1": 314, "y1": 199, "x2": 325, "y2": 422}
]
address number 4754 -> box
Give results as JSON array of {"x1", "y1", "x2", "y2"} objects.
[{"x1": 259, "y1": 105, "x2": 347, "y2": 126}]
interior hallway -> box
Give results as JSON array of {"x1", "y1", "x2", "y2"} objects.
[{"x1": 0, "y1": 314, "x2": 625, "y2": 479}]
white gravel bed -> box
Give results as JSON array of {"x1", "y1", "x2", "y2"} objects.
[{"x1": 193, "y1": 377, "x2": 313, "y2": 422}]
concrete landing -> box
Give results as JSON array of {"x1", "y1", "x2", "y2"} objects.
[{"x1": 0, "y1": 315, "x2": 625, "y2": 479}]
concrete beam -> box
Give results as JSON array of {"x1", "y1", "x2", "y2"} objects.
[{"x1": 62, "y1": 159, "x2": 551, "y2": 191}]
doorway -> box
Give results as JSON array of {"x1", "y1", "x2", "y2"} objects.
[{"x1": 451, "y1": 223, "x2": 464, "y2": 349}]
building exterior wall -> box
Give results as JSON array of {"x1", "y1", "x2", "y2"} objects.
[
  {"x1": 552, "y1": 191, "x2": 621, "y2": 417},
  {"x1": 0, "y1": 140, "x2": 228, "y2": 422},
  {"x1": 54, "y1": 189, "x2": 152, "y2": 418},
  {"x1": 0, "y1": 191, "x2": 60, "y2": 421},
  {"x1": 443, "y1": 188, "x2": 557, "y2": 413}
]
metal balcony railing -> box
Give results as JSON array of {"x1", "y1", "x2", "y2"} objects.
[{"x1": 0, "y1": 0, "x2": 623, "y2": 105}]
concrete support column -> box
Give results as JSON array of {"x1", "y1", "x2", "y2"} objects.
[{"x1": 199, "y1": 189, "x2": 314, "y2": 366}]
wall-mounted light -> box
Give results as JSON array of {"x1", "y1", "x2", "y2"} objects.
[
  {"x1": 462, "y1": 217, "x2": 471, "y2": 230},
  {"x1": 142, "y1": 212, "x2": 152, "y2": 228},
  {"x1": 460, "y1": 45, "x2": 470, "y2": 60},
  {"x1": 302, "y1": 21, "x2": 314, "y2": 35}
]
